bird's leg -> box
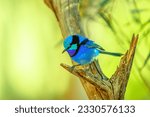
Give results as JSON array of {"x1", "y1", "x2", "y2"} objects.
[{"x1": 70, "y1": 64, "x2": 81, "y2": 72}]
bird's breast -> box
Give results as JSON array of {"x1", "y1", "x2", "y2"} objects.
[{"x1": 71, "y1": 46, "x2": 100, "y2": 65}]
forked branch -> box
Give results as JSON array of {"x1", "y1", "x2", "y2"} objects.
[{"x1": 44, "y1": 0, "x2": 138, "y2": 100}]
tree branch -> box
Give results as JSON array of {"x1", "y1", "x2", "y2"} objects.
[{"x1": 44, "y1": 0, "x2": 139, "y2": 99}]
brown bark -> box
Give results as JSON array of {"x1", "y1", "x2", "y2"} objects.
[{"x1": 44, "y1": 0, "x2": 139, "y2": 99}]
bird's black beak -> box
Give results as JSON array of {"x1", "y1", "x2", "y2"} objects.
[
  {"x1": 62, "y1": 46, "x2": 70, "y2": 54},
  {"x1": 62, "y1": 48, "x2": 67, "y2": 54}
]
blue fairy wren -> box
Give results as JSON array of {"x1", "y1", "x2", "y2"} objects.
[{"x1": 62, "y1": 34, "x2": 123, "y2": 65}]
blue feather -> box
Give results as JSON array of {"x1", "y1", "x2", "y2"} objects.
[{"x1": 63, "y1": 34, "x2": 123, "y2": 65}]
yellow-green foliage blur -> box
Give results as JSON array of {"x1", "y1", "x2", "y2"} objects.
[{"x1": 0, "y1": 0, "x2": 150, "y2": 99}]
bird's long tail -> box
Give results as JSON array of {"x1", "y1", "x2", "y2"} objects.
[{"x1": 100, "y1": 51, "x2": 123, "y2": 57}]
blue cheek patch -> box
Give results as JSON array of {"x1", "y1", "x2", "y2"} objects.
[{"x1": 67, "y1": 50, "x2": 76, "y2": 56}]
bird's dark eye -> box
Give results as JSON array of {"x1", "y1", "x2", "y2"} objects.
[{"x1": 71, "y1": 35, "x2": 79, "y2": 45}]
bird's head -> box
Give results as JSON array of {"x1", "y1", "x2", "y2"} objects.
[{"x1": 62, "y1": 34, "x2": 85, "y2": 57}]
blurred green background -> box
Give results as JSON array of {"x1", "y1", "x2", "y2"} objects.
[{"x1": 0, "y1": 0, "x2": 150, "y2": 99}]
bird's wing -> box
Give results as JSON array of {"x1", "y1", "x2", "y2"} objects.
[{"x1": 85, "y1": 40, "x2": 105, "y2": 51}]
